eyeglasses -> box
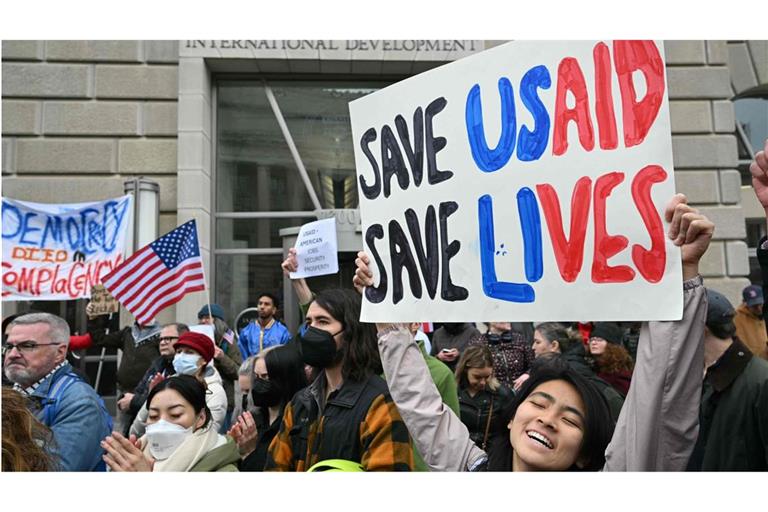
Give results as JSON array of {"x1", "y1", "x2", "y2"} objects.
[
  {"x1": 2, "y1": 341, "x2": 61, "y2": 356},
  {"x1": 158, "y1": 336, "x2": 179, "y2": 344}
]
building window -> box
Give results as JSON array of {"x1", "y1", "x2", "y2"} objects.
[
  {"x1": 213, "y1": 79, "x2": 388, "y2": 319},
  {"x1": 735, "y1": 96, "x2": 768, "y2": 186},
  {"x1": 735, "y1": 94, "x2": 768, "y2": 284}
]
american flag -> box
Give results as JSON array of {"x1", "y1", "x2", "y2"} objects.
[
  {"x1": 102, "y1": 220, "x2": 206, "y2": 325},
  {"x1": 221, "y1": 328, "x2": 235, "y2": 346}
]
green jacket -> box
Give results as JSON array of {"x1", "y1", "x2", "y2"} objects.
[
  {"x1": 190, "y1": 437, "x2": 241, "y2": 472},
  {"x1": 687, "y1": 337, "x2": 768, "y2": 471},
  {"x1": 412, "y1": 339, "x2": 459, "y2": 471}
]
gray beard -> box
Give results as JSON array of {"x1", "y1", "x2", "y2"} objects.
[{"x1": 4, "y1": 366, "x2": 36, "y2": 388}]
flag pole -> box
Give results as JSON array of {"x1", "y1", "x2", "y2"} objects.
[
  {"x1": 200, "y1": 245, "x2": 213, "y2": 325},
  {"x1": 198, "y1": 233, "x2": 216, "y2": 356}
]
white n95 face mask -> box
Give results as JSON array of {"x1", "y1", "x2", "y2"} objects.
[
  {"x1": 173, "y1": 352, "x2": 201, "y2": 375},
  {"x1": 145, "y1": 419, "x2": 193, "y2": 460}
]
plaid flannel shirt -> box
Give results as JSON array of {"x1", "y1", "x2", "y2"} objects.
[{"x1": 265, "y1": 373, "x2": 413, "y2": 471}]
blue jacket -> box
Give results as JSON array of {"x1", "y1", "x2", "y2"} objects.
[
  {"x1": 29, "y1": 363, "x2": 113, "y2": 471},
  {"x1": 238, "y1": 319, "x2": 291, "y2": 358}
]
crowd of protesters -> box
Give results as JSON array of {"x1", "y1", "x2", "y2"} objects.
[{"x1": 3, "y1": 141, "x2": 768, "y2": 472}]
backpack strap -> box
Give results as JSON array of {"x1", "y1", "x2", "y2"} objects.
[{"x1": 41, "y1": 371, "x2": 81, "y2": 427}]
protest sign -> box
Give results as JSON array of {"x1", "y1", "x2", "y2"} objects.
[
  {"x1": 350, "y1": 40, "x2": 681, "y2": 322},
  {"x1": 2, "y1": 195, "x2": 132, "y2": 301},
  {"x1": 87, "y1": 285, "x2": 120, "y2": 318},
  {"x1": 289, "y1": 218, "x2": 339, "y2": 279}
]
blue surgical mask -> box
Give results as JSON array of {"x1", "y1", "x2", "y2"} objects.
[{"x1": 173, "y1": 352, "x2": 201, "y2": 375}]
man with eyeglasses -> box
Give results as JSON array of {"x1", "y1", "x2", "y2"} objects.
[
  {"x1": 125, "y1": 322, "x2": 190, "y2": 419},
  {"x1": 3, "y1": 312, "x2": 113, "y2": 471}
]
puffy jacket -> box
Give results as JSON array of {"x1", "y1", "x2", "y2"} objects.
[
  {"x1": 265, "y1": 372, "x2": 413, "y2": 471},
  {"x1": 28, "y1": 363, "x2": 113, "y2": 471},
  {"x1": 213, "y1": 337, "x2": 242, "y2": 413}
]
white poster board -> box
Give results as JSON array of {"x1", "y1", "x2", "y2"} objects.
[
  {"x1": 190, "y1": 324, "x2": 215, "y2": 341},
  {"x1": 289, "y1": 218, "x2": 339, "y2": 279},
  {"x1": 350, "y1": 40, "x2": 681, "y2": 322},
  {"x1": 2, "y1": 195, "x2": 133, "y2": 301}
]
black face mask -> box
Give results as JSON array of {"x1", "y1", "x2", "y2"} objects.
[
  {"x1": 298, "y1": 326, "x2": 342, "y2": 368},
  {"x1": 487, "y1": 330, "x2": 514, "y2": 345},
  {"x1": 240, "y1": 393, "x2": 249, "y2": 412},
  {"x1": 251, "y1": 378, "x2": 282, "y2": 407}
]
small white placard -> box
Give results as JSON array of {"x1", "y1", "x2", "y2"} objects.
[
  {"x1": 189, "y1": 324, "x2": 215, "y2": 344},
  {"x1": 289, "y1": 218, "x2": 339, "y2": 279}
]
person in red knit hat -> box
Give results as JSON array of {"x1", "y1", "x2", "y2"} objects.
[{"x1": 129, "y1": 331, "x2": 229, "y2": 437}]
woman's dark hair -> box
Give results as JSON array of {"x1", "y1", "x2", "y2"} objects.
[
  {"x1": 500, "y1": 355, "x2": 613, "y2": 471},
  {"x1": 536, "y1": 322, "x2": 579, "y2": 353},
  {"x1": 146, "y1": 374, "x2": 212, "y2": 430},
  {"x1": 312, "y1": 288, "x2": 381, "y2": 382},
  {"x1": 263, "y1": 343, "x2": 309, "y2": 404}
]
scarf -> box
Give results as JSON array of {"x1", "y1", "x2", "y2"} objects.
[
  {"x1": 131, "y1": 322, "x2": 162, "y2": 347},
  {"x1": 142, "y1": 425, "x2": 225, "y2": 472}
]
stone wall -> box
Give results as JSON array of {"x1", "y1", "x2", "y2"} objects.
[
  {"x1": 665, "y1": 41, "x2": 749, "y2": 305},
  {"x1": 1, "y1": 40, "x2": 180, "y2": 321}
]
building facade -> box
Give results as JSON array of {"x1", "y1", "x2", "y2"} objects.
[{"x1": 3, "y1": 39, "x2": 767, "y2": 329}]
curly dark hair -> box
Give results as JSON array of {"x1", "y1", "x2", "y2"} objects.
[
  {"x1": 593, "y1": 343, "x2": 634, "y2": 374},
  {"x1": 2, "y1": 387, "x2": 54, "y2": 471},
  {"x1": 312, "y1": 288, "x2": 382, "y2": 382}
]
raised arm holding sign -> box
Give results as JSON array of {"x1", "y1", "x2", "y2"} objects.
[{"x1": 355, "y1": 192, "x2": 714, "y2": 472}]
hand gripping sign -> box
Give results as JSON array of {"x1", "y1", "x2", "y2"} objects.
[
  {"x1": 350, "y1": 40, "x2": 681, "y2": 322},
  {"x1": 289, "y1": 218, "x2": 340, "y2": 279}
]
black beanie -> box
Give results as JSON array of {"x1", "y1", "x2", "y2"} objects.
[{"x1": 590, "y1": 322, "x2": 623, "y2": 345}]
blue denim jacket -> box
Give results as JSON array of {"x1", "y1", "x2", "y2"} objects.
[
  {"x1": 237, "y1": 319, "x2": 291, "y2": 358},
  {"x1": 30, "y1": 363, "x2": 113, "y2": 471}
]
